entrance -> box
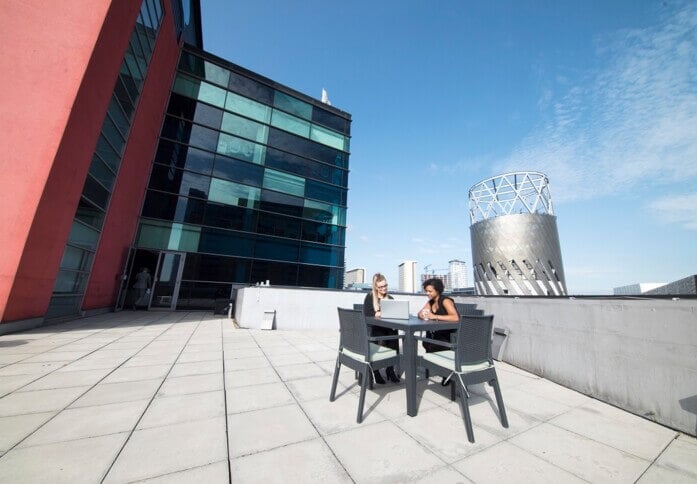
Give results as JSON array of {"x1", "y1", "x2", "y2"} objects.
[
  {"x1": 150, "y1": 251, "x2": 186, "y2": 310},
  {"x1": 115, "y1": 249, "x2": 185, "y2": 311}
]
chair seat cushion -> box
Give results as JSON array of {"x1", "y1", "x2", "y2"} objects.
[
  {"x1": 422, "y1": 351, "x2": 492, "y2": 373},
  {"x1": 343, "y1": 343, "x2": 397, "y2": 363}
]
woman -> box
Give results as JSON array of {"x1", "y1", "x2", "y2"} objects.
[
  {"x1": 363, "y1": 273, "x2": 401, "y2": 384},
  {"x1": 418, "y1": 278, "x2": 459, "y2": 385}
]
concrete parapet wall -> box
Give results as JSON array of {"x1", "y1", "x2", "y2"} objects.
[
  {"x1": 234, "y1": 286, "x2": 697, "y2": 436},
  {"x1": 469, "y1": 296, "x2": 697, "y2": 437}
]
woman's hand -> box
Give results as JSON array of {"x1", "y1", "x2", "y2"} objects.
[
  {"x1": 375, "y1": 310, "x2": 381, "y2": 319},
  {"x1": 420, "y1": 308, "x2": 431, "y2": 320}
]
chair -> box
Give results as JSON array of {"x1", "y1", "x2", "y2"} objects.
[
  {"x1": 455, "y1": 303, "x2": 484, "y2": 316},
  {"x1": 416, "y1": 314, "x2": 508, "y2": 442},
  {"x1": 330, "y1": 308, "x2": 402, "y2": 423},
  {"x1": 353, "y1": 303, "x2": 364, "y2": 312}
]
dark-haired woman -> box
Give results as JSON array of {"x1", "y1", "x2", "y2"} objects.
[{"x1": 418, "y1": 278, "x2": 459, "y2": 385}]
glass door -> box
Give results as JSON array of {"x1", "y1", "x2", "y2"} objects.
[{"x1": 150, "y1": 251, "x2": 185, "y2": 310}]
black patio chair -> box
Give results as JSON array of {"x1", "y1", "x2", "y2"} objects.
[
  {"x1": 454, "y1": 303, "x2": 484, "y2": 316},
  {"x1": 329, "y1": 307, "x2": 402, "y2": 423},
  {"x1": 353, "y1": 303, "x2": 364, "y2": 312},
  {"x1": 416, "y1": 314, "x2": 508, "y2": 442}
]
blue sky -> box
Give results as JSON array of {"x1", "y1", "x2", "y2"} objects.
[{"x1": 201, "y1": 1, "x2": 697, "y2": 293}]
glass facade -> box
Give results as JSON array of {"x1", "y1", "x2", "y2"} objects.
[
  {"x1": 136, "y1": 48, "x2": 351, "y2": 305},
  {"x1": 46, "y1": 0, "x2": 164, "y2": 319}
]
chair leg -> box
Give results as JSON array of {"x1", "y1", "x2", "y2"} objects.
[
  {"x1": 329, "y1": 357, "x2": 341, "y2": 402},
  {"x1": 450, "y1": 379, "x2": 456, "y2": 401},
  {"x1": 491, "y1": 377, "x2": 509, "y2": 428},
  {"x1": 456, "y1": 380, "x2": 475, "y2": 443},
  {"x1": 357, "y1": 365, "x2": 369, "y2": 423}
]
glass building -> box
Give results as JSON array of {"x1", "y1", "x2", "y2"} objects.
[
  {"x1": 0, "y1": 0, "x2": 351, "y2": 330},
  {"x1": 127, "y1": 48, "x2": 351, "y2": 310}
]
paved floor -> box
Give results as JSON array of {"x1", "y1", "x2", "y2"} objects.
[{"x1": 0, "y1": 311, "x2": 695, "y2": 483}]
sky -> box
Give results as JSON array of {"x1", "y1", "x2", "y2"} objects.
[{"x1": 201, "y1": 0, "x2": 697, "y2": 294}]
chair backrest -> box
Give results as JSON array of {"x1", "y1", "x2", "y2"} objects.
[
  {"x1": 337, "y1": 307, "x2": 369, "y2": 356},
  {"x1": 454, "y1": 314, "x2": 494, "y2": 368},
  {"x1": 353, "y1": 303, "x2": 364, "y2": 312},
  {"x1": 455, "y1": 303, "x2": 484, "y2": 316}
]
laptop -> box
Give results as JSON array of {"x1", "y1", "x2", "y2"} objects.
[{"x1": 380, "y1": 299, "x2": 410, "y2": 319}]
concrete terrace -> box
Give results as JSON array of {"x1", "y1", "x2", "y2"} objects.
[{"x1": 0, "y1": 311, "x2": 695, "y2": 483}]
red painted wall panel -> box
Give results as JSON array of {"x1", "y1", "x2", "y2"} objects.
[
  {"x1": 0, "y1": 1, "x2": 141, "y2": 322},
  {"x1": 83, "y1": 4, "x2": 181, "y2": 309}
]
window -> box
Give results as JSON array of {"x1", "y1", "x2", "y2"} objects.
[
  {"x1": 273, "y1": 91, "x2": 312, "y2": 119},
  {"x1": 212, "y1": 155, "x2": 264, "y2": 186},
  {"x1": 271, "y1": 110, "x2": 310, "y2": 138},
  {"x1": 217, "y1": 133, "x2": 265, "y2": 164},
  {"x1": 208, "y1": 179, "x2": 260, "y2": 208},
  {"x1": 221, "y1": 112, "x2": 268, "y2": 143},
  {"x1": 225, "y1": 91, "x2": 271, "y2": 123},
  {"x1": 262, "y1": 169, "x2": 305, "y2": 197}
]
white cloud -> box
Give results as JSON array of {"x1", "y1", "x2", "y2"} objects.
[
  {"x1": 649, "y1": 192, "x2": 697, "y2": 230},
  {"x1": 495, "y1": 2, "x2": 697, "y2": 205}
]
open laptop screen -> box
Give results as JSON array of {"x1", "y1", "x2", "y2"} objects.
[{"x1": 380, "y1": 299, "x2": 410, "y2": 319}]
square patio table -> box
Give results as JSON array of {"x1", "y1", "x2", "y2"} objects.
[{"x1": 368, "y1": 316, "x2": 457, "y2": 416}]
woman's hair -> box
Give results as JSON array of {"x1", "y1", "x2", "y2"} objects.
[
  {"x1": 371, "y1": 273, "x2": 387, "y2": 312},
  {"x1": 422, "y1": 277, "x2": 444, "y2": 294}
]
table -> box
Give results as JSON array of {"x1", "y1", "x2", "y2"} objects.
[{"x1": 367, "y1": 316, "x2": 457, "y2": 417}]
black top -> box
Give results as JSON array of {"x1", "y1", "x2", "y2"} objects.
[
  {"x1": 428, "y1": 295, "x2": 455, "y2": 316},
  {"x1": 363, "y1": 292, "x2": 393, "y2": 317}
]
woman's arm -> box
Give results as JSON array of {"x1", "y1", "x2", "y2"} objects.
[
  {"x1": 417, "y1": 302, "x2": 430, "y2": 320},
  {"x1": 437, "y1": 298, "x2": 459, "y2": 322},
  {"x1": 363, "y1": 292, "x2": 376, "y2": 317}
]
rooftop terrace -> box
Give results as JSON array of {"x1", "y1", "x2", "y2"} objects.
[{"x1": 0, "y1": 310, "x2": 695, "y2": 482}]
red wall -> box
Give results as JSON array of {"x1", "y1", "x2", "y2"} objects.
[
  {"x1": 0, "y1": 1, "x2": 143, "y2": 322},
  {"x1": 84, "y1": 4, "x2": 181, "y2": 309}
]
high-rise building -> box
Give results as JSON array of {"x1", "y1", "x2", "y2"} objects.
[
  {"x1": 398, "y1": 261, "x2": 417, "y2": 293},
  {"x1": 469, "y1": 172, "x2": 566, "y2": 296},
  {"x1": 1, "y1": 0, "x2": 351, "y2": 331},
  {"x1": 420, "y1": 273, "x2": 450, "y2": 291},
  {"x1": 448, "y1": 259, "x2": 468, "y2": 290},
  {"x1": 344, "y1": 268, "x2": 365, "y2": 288}
]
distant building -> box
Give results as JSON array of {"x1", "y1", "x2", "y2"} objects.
[
  {"x1": 420, "y1": 273, "x2": 450, "y2": 291},
  {"x1": 449, "y1": 259, "x2": 468, "y2": 290},
  {"x1": 398, "y1": 261, "x2": 417, "y2": 293},
  {"x1": 644, "y1": 275, "x2": 697, "y2": 295},
  {"x1": 613, "y1": 283, "x2": 667, "y2": 296},
  {"x1": 344, "y1": 268, "x2": 365, "y2": 289}
]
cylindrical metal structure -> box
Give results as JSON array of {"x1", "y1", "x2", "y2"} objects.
[{"x1": 469, "y1": 172, "x2": 566, "y2": 296}]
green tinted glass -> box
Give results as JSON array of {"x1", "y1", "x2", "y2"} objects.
[
  {"x1": 310, "y1": 124, "x2": 346, "y2": 151},
  {"x1": 217, "y1": 133, "x2": 266, "y2": 164},
  {"x1": 263, "y1": 169, "x2": 305, "y2": 197},
  {"x1": 221, "y1": 112, "x2": 268, "y2": 143},
  {"x1": 209, "y1": 178, "x2": 260, "y2": 208},
  {"x1": 273, "y1": 91, "x2": 312, "y2": 119},
  {"x1": 225, "y1": 91, "x2": 271, "y2": 123},
  {"x1": 271, "y1": 110, "x2": 310, "y2": 138}
]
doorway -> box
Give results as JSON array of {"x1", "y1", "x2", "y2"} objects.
[{"x1": 149, "y1": 251, "x2": 186, "y2": 310}]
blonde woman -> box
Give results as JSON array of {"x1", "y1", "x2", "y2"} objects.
[{"x1": 362, "y1": 273, "x2": 400, "y2": 384}]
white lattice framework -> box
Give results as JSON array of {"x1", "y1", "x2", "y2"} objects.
[{"x1": 469, "y1": 171, "x2": 554, "y2": 224}]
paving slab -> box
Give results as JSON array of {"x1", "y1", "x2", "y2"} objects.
[
  {"x1": 509, "y1": 422, "x2": 651, "y2": 482},
  {"x1": 0, "y1": 433, "x2": 127, "y2": 484},
  {"x1": 104, "y1": 416, "x2": 228, "y2": 483},
  {"x1": 325, "y1": 420, "x2": 446, "y2": 482},
  {"x1": 230, "y1": 438, "x2": 351, "y2": 483},
  {"x1": 227, "y1": 403, "x2": 318, "y2": 458},
  {"x1": 19, "y1": 399, "x2": 149, "y2": 447}
]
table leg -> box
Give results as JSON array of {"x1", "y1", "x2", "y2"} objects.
[{"x1": 403, "y1": 329, "x2": 418, "y2": 416}]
